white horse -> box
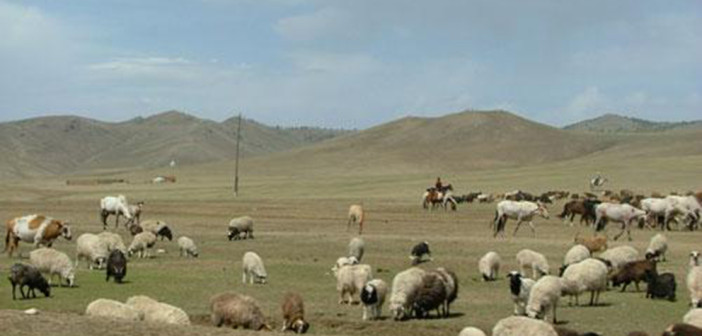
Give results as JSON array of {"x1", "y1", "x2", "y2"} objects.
[
  {"x1": 594, "y1": 203, "x2": 646, "y2": 241},
  {"x1": 100, "y1": 195, "x2": 133, "y2": 229},
  {"x1": 493, "y1": 200, "x2": 550, "y2": 238},
  {"x1": 641, "y1": 197, "x2": 696, "y2": 230}
]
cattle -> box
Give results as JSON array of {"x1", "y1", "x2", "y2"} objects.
[{"x1": 4, "y1": 215, "x2": 72, "y2": 257}]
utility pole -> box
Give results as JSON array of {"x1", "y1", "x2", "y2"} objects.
[{"x1": 234, "y1": 113, "x2": 242, "y2": 197}]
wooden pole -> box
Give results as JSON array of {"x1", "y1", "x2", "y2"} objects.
[{"x1": 234, "y1": 113, "x2": 242, "y2": 196}]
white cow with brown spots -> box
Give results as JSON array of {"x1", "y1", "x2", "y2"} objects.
[{"x1": 4, "y1": 215, "x2": 72, "y2": 257}]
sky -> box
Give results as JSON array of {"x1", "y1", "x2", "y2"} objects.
[{"x1": 0, "y1": 0, "x2": 700, "y2": 128}]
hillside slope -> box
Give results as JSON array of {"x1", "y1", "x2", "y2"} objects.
[{"x1": 564, "y1": 113, "x2": 702, "y2": 133}]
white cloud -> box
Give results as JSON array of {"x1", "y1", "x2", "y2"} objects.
[{"x1": 565, "y1": 87, "x2": 608, "y2": 116}]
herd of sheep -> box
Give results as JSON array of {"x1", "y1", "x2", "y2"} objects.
[{"x1": 5, "y1": 191, "x2": 702, "y2": 336}]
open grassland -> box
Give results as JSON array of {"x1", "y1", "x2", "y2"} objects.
[{"x1": 1, "y1": 155, "x2": 702, "y2": 336}]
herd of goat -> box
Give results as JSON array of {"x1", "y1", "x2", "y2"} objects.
[{"x1": 3, "y1": 188, "x2": 702, "y2": 336}]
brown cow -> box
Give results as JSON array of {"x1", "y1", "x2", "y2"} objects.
[{"x1": 4, "y1": 215, "x2": 72, "y2": 257}]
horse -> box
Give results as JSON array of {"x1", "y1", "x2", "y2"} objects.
[
  {"x1": 100, "y1": 195, "x2": 133, "y2": 229},
  {"x1": 493, "y1": 200, "x2": 550, "y2": 238},
  {"x1": 557, "y1": 199, "x2": 599, "y2": 226},
  {"x1": 422, "y1": 185, "x2": 456, "y2": 211},
  {"x1": 594, "y1": 203, "x2": 646, "y2": 241},
  {"x1": 4, "y1": 215, "x2": 72, "y2": 257},
  {"x1": 347, "y1": 204, "x2": 365, "y2": 235}
]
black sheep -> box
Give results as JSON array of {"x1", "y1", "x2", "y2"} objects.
[
  {"x1": 106, "y1": 250, "x2": 128, "y2": 283},
  {"x1": 410, "y1": 242, "x2": 431, "y2": 265},
  {"x1": 157, "y1": 225, "x2": 173, "y2": 241},
  {"x1": 644, "y1": 270, "x2": 676, "y2": 301},
  {"x1": 8, "y1": 263, "x2": 50, "y2": 300},
  {"x1": 412, "y1": 272, "x2": 447, "y2": 319}
]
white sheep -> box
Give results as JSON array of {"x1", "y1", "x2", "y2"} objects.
[
  {"x1": 228, "y1": 216, "x2": 254, "y2": 240},
  {"x1": 97, "y1": 231, "x2": 127, "y2": 254},
  {"x1": 331, "y1": 256, "x2": 359, "y2": 276},
  {"x1": 75, "y1": 233, "x2": 109, "y2": 269},
  {"x1": 177, "y1": 236, "x2": 199, "y2": 258},
  {"x1": 560, "y1": 258, "x2": 608, "y2": 306},
  {"x1": 336, "y1": 264, "x2": 372, "y2": 304},
  {"x1": 128, "y1": 231, "x2": 157, "y2": 258},
  {"x1": 691, "y1": 251, "x2": 700, "y2": 267},
  {"x1": 389, "y1": 267, "x2": 426, "y2": 320},
  {"x1": 86, "y1": 298, "x2": 144, "y2": 321},
  {"x1": 516, "y1": 249, "x2": 550, "y2": 279},
  {"x1": 125, "y1": 295, "x2": 190, "y2": 325},
  {"x1": 242, "y1": 251, "x2": 267, "y2": 284},
  {"x1": 526, "y1": 275, "x2": 563, "y2": 324},
  {"x1": 599, "y1": 245, "x2": 639, "y2": 272},
  {"x1": 563, "y1": 245, "x2": 590, "y2": 268},
  {"x1": 492, "y1": 316, "x2": 558, "y2": 336},
  {"x1": 684, "y1": 308, "x2": 702, "y2": 329},
  {"x1": 139, "y1": 220, "x2": 173, "y2": 241},
  {"x1": 361, "y1": 278, "x2": 388, "y2": 321},
  {"x1": 29, "y1": 247, "x2": 75, "y2": 287},
  {"x1": 645, "y1": 233, "x2": 668, "y2": 261},
  {"x1": 210, "y1": 292, "x2": 270, "y2": 330},
  {"x1": 507, "y1": 271, "x2": 535, "y2": 316},
  {"x1": 478, "y1": 251, "x2": 501, "y2": 281},
  {"x1": 348, "y1": 237, "x2": 365, "y2": 262},
  {"x1": 458, "y1": 327, "x2": 487, "y2": 336},
  {"x1": 687, "y1": 264, "x2": 702, "y2": 307}
]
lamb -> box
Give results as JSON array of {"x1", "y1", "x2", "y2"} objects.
[
  {"x1": 389, "y1": 267, "x2": 426, "y2": 320},
  {"x1": 105, "y1": 249, "x2": 127, "y2": 283},
  {"x1": 331, "y1": 256, "x2": 359, "y2": 276},
  {"x1": 560, "y1": 245, "x2": 591, "y2": 275},
  {"x1": 75, "y1": 233, "x2": 109, "y2": 269},
  {"x1": 599, "y1": 245, "x2": 639, "y2": 273},
  {"x1": 29, "y1": 247, "x2": 75, "y2": 287},
  {"x1": 242, "y1": 251, "x2": 267, "y2": 284},
  {"x1": 336, "y1": 264, "x2": 372, "y2": 304},
  {"x1": 8, "y1": 263, "x2": 51, "y2": 300},
  {"x1": 177, "y1": 236, "x2": 199, "y2": 257},
  {"x1": 410, "y1": 241, "x2": 432, "y2": 265},
  {"x1": 97, "y1": 231, "x2": 127, "y2": 254},
  {"x1": 526, "y1": 275, "x2": 563, "y2": 323},
  {"x1": 645, "y1": 233, "x2": 668, "y2": 261},
  {"x1": 348, "y1": 237, "x2": 365, "y2": 262},
  {"x1": 347, "y1": 204, "x2": 365, "y2": 235},
  {"x1": 85, "y1": 298, "x2": 143, "y2": 321},
  {"x1": 610, "y1": 259, "x2": 657, "y2": 292},
  {"x1": 210, "y1": 292, "x2": 271, "y2": 330},
  {"x1": 361, "y1": 279, "x2": 388, "y2": 321},
  {"x1": 516, "y1": 249, "x2": 550, "y2": 279},
  {"x1": 688, "y1": 264, "x2": 702, "y2": 307},
  {"x1": 684, "y1": 308, "x2": 702, "y2": 329},
  {"x1": 125, "y1": 295, "x2": 190, "y2": 325},
  {"x1": 139, "y1": 220, "x2": 173, "y2": 241},
  {"x1": 663, "y1": 323, "x2": 702, "y2": 336},
  {"x1": 412, "y1": 270, "x2": 447, "y2": 318},
  {"x1": 560, "y1": 258, "x2": 608, "y2": 306},
  {"x1": 478, "y1": 251, "x2": 501, "y2": 281},
  {"x1": 458, "y1": 327, "x2": 487, "y2": 336},
  {"x1": 128, "y1": 231, "x2": 157, "y2": 258},
  {"x1": 280, "y1": 292, "x2": 309, "y2": 333},
  {"x1": 228, "y1": 216, "x2": 254, "y2": 240},
  {"x1": 644, "y1": 270, "x2": 676, "y2": 301},
  {"x1": 492, "y1": 316, "x2": 558, "y2": 336},
  {"x1": 507, "y1": 271, "x2": 535, "y2": 316}
]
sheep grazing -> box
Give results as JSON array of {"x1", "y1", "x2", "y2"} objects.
[
  {"x1": 644, "y1": 270, "x2": 676, "y2": 301},
  {"x1": 413, "y1": 270, "x2": 448, "y2": 318},
  {"x1": 688, "y1": 264, "x2": 702, "y2": 307},
  {"x1": 29, "y1": 247, "x2": 75, "y2": 287},
  {"x1": 348, "y1": 237, "x2": 365, "y2": 262},
  {"x1": 242, "y1": 251, "x2": 268, "y2": 284},
  {"x1": 210, "y1": 292, "x2": 271, "y2": 330},
  {"x1": 177, "y1": 236, "x2": 199, "y2": 258},
  {"x1": 105, "y1": 249, "x2": 127, "y2": 283},
  {"x1": 85, "y1": 298, "x2": 143, "y2": 321},
  {"x1": 128, "y1": 231, "x2": 157, "y2": 258},
  {"x1": 139, "y1": 220, "x2": 173, "y2": 241},
  {"x1": 436, "y1": 267, "x2": 459, "y2": 316},
  {"x1": 516, "y1": 249, "x2": 550, "y2": 279},
  {"x1": 280, "y1": 292, "x2": 309, "y2": 333},
  {"x1": 347, "y1": 204, "x2": 365, "y2": 235},
  {"x1": 599, "y1": 245, "x2": 639, "y2": 273},
  {"x1": 228, "y1": 216, "x2": 254, "y2": 240},
  {"x1": 331, "y1": 256, "x2": 359, "y2": 276},
  {"x1": 560, "y1": 245, "x2": 591, "y2": 276},
  {"x1": 611, "y1": 259, "x2": 657, "y2": 292},
  {"x1": 361, "y1": 279, "x2": 388, "y2": 321},
  {"x1": 8, "y1": 263, "x2": 51, "y2": 300},
  {"x1": 692, "y1": 251, "x2": 701, "y2": 267},
  {"x1": 560, "y1": 258, "x2": 608, "y2": 306},
  {"x1": 97, "y1": 231, "x2": 127, "y2": 254},
  {"x1": 684, "y1": 308, "x2": 702, "y2": 329},
  {"x1": 337, "y1": 264, "x2": 372, "y2": 304},
  {"x1": 478, "y1": 251, "x2": 501, "y2": 281},
  {"x1": 645, "y1": 233, "x2": 668, "y2": 261},
  {"x1": 507, "y1": 271, "x2": 535, "y2": 316},
  {"x1": 75, "y1": 233, "x2": 109, "y2": 269},
  {"x1": 573, "y1": 233, "x2": 607, "y2": 253},
  {"x1": 410, "y1": 241, "x2": 432, "y2": 265},
  {"x1": 662, "y1": 323, "x2": 702, "y2": 336},
  {"x1": 389, "y1": 267, "x2": 426, "y2": 320},
  {"x1": 458, "y1": 327, "x2": 487, "y2": 336},
  {"x1": 125, "y1": 295, "x2": 190, "y2": 325},
  {"x1": 526, "y1": 275, "x2": 563, "y2": 323},
  {"x1": 492, "y1": 316, "x2": 558, "y2": 336}
]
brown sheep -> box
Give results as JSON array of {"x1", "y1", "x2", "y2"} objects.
[
  {"x1": 574, "y1": 234, "x2": 608, "y2": 253},
  {"x1": 610, "y1": 259, "x2": 657, "y2": 292},
  {"x1": 210, "y1": 292, "x2": 271, "y2": 331},
  {"x1": 281, "y1": 293, "x2": 309, "y2": 334}
]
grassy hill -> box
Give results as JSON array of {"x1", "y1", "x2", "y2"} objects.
[{"x1": 564, "y1": 113, "x2": 702, "y2": 133}]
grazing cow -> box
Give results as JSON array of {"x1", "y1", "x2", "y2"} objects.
[
  {"x1": 493, "y1": 201, "x2": 550, "y2": 238},
  {"x1": 348, "y1": 205, "x2": 365, "y2": 235},
  {"x1": 594, "y1": 203, "x2": 646, "y2": 241},
  {"x1": 4, "y1": 215, "x2": 72, "y2": 257},
  {"x1": 100, "y1": 195, "x2": 133, "y2": 229}
]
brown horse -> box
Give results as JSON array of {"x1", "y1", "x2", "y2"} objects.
[
  {"x1": 4, "y1": 215, "x2": 72, "y2": 257},
  {"x1": 422, "y1": 185, "x2": 456, "y2": 211},
  {"x1": 557, "y1": 199, "x2": 599, "y2": 226}
]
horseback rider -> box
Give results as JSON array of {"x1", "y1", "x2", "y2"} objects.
[{"x1": 435, "y1": 177, "x2": 443, "y2": 190}]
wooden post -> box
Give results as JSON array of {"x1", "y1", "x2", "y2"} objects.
[{"x1": 234, "y1": 113, "x2": 242, "y2": 197}]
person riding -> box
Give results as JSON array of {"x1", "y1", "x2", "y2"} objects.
[{"x1": 435, "y1": 177, "x2": 443, "y2": 190}]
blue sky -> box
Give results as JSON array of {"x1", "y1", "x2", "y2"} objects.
[{"x1": 0, "y1": 0, "x2": 700, "y2": 128}]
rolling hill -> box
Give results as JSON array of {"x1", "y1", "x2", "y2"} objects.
[{"x1": 564, "y1": 113, "x2": 702, "y2": 133}]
